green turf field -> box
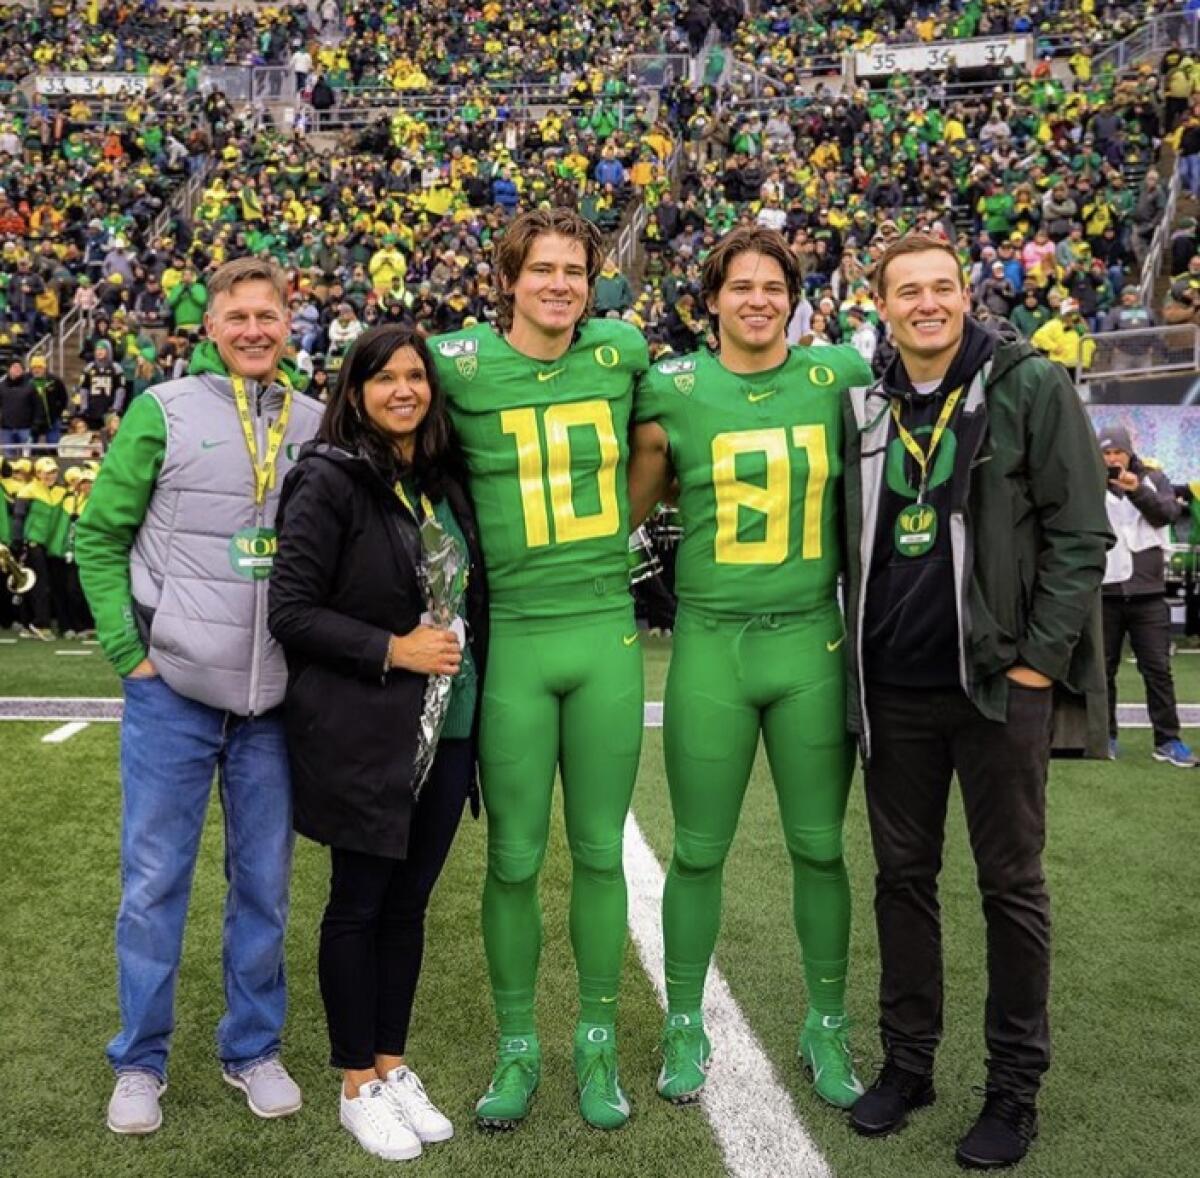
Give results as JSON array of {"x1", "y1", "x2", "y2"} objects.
[{"x1": 1, "y1": 638, "x2": 1198, "y2": 1177}]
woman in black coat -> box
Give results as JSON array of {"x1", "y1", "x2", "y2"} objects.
[{"x1": 269, "y1": 325, "x2": 486, "y2": 1162}]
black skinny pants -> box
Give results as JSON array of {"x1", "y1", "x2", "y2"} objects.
[
  {"x1": 862, "y1": 682, "x2": 1054, "y2": 1101},
  {"x1": 319, "y1": 738, "x2": 472, "y2": 1070},
  {"x1": 1102, "y1": 593, "x2": 1181, "y2": 746}
]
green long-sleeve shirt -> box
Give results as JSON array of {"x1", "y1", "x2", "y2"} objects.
[{"x1": 76, "y1": 394, "x2": 167, "y2": 674}]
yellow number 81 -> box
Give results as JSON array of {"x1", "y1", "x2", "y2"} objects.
[{"x1": 712, "y1": 425, "x2": 828, "y2": 564}]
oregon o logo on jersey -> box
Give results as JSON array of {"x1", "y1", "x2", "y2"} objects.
[
  {"x1": 594, "y1": 344, "x2": 620, "y2": 368},
  {"x1": 886, "y1": 427, "x2": 956, "y2": 499},
  {"x1": 808, "y1": 365, "x2": 836, "y2": 386}
]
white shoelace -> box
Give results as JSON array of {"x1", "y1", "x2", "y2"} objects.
[
  {"x1": 245, "y1": 1058, "x2": 289, "y2": 1083},
  {"x1": 115, "y1": 1072, "x2": 159, "y2": 1099},
  {"x1": 394, "y1": 1070, "x2": 435, "y2": 1110},
  {"x1": 358, "y1": 1083, "x2": 405, "y2": 1136}
]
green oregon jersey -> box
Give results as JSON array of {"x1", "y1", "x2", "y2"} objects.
[
  {"x1": 635, "y1": 345, "x2": 872, "y2": 615},
  {"x1": 432, "y1": 319, "x2": 649, "y2": 619}
]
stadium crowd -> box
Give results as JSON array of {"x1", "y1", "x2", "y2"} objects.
[
  {"x1": 735, "y1": 0, "x2": 1183, "y2": 82},
  {"x1": 2, "y1": 0, "x2": 1199, "y2": 644}
]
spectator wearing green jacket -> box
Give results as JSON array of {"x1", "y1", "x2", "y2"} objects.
[
  {"x1": 1011, "y1": 290, "x2": 1050, "y2": 338},
  {"x1": 167, "y1": 267, "x2": 208, "y2": 333},
  {"x1": 594, "y1": 254, "x2": 635, "y2": 315}
]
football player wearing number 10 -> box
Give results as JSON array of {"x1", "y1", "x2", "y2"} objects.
[
  {"x1": 430, "y1": 209, "x2": 649, "y2": 1132},
  {"x1": 629, "y1": 226, "x2": 873, "y2": 1110}
]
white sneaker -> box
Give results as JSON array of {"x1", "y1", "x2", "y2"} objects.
[
  {"x1": 382, "y1": 1065, "x2": 454, "y2": 1143},
  {"x1": 341, "y1": 1080, "x2": 423, "y2": 1161},
  {"x1": 107, "y1": 1071, "x2": 167, "y2": 1135}
]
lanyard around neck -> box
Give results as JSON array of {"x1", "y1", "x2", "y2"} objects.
[
  {"x1": 890, "y1": 384, "x2": 963, "y2": 500},
  {"x1": 231, "y1": 374, "x2": 292, "y2": 507}
]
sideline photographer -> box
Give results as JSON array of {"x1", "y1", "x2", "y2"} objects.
[{"x1": 1099, "y1": 425, "x2": 1196, "y2": 767}]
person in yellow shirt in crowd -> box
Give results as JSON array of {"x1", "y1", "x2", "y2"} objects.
[{"x1": 1031, "y1": 298, "x2": 1097, "y2": 381}]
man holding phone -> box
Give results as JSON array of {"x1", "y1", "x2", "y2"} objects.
[{"x1": 1098, "y1": 425, "x2": 1196, "y2": 766}]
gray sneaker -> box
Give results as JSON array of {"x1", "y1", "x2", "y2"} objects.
[
  {"x1": 223, "y1": 1057, "x2": 303, "y2": 1118},
  {"x1": 107, "y1": 1071, "x2": 167, "y2": 1135}
]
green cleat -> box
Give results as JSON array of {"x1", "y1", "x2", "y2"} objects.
[
  {"x1": 657, "y1": 1012, "x2": 712, "y2": 1104},
  {"x1": 573, "y1": 1023, "x2": 630, "y2": 1130},
  {"x1": 475, "y1": 1035, "x2": 541, "y2": 1130},
  {"x1": 800, "y1": 1012, "x2": 865, "y2": 1110}
]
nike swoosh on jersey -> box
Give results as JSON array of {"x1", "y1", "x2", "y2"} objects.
[
  {"x1": 622, "y1": 634, "x2": 638, "y2": 646},
  {"x1": 747, "y1": 389, "x2": 778, "y2": 403},
  {"x1": 826, "y1": 634, "x2": 846, "y2": 652},
  {"x1": 200, "y1": 439, "x2": 228, "y2": 450},
  {"x1": 536, "y1": 368, "x2": 565, "y2": 382}
]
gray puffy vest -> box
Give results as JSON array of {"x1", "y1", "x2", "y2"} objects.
[{"x1": 129, "y1": 372, "x2": 323, "y2": 715}]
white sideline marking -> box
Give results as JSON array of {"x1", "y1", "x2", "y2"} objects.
[
  {"x1": 623, "y1": 814, "x2": 833, "y2": 1178},
  {"x1": 42, "y1": 721, "x2": 89, "y2": 743},
  {"x1": 0, "y1": 637, "x2": 16, "y2": 644},
  {"x1": 54, "y1": 650, "x2": 93, "y2": 657}
]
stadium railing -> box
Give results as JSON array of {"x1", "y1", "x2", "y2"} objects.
[
  {"x1": 1139, "y1": 168, "x2": 1182, "y2": 311},
  {"x1": 198, "y1": 66, "x2": 296, "y2": 105},
  {"x1": 627, "y1": 53, "x2": 693, "y2": 90},
  {"x1": 23, "y1": 164, "x2": 211, "y2": 376},
  {"x1": 1078, "y1": 324, "x2": 1200, "y2": 383},
  {"x1": 1092, "y1": 10, "x2": 1200, "y2": 75}
]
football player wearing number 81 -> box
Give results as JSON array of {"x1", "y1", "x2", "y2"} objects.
[
  {"x1": 629, "y1": 226, "x2": 873, "y2": 1110},
  {"x1": 429, "y1": 209, "x2": 649, "y2": 1132}
]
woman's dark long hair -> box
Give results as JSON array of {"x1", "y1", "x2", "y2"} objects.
[{"x1": 318, "y1": 325, "x2": 460, "y2": 499}]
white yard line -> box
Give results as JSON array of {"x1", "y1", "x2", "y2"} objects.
[
  {"x1": 54, "y1": 650, "x2": 93, "y2": 657},
  {"x1": 623, "y1": 813, "x2": 834, "y2": 1178},
  {"x1": 41, "y1": 721, "x2": 89, "y2": 744}
]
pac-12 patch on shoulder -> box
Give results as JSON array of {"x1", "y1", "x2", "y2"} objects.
[
  {"x1": 436, "y1": 338, "x2": 479, "y2": 358},
  {"x1": 456, "y1": 355, "x2": 478, "y2": 379},
  {"x1": 674, "y1": 373, "x2": 695, "y2": 395},
  {"x1": 656, "y1": 358, "x2": 697, "y2": 376}
]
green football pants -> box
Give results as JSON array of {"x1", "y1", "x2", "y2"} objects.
[
  {"x1": 662, "y1": 604, "x2": 854, "y2": 1017},
  {"x1": 479, "y1": 609, "x2": 644, "y2": 1032}
]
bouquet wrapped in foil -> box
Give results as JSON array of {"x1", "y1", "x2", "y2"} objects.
[{"x1": 411, "y1": 509, "x2": 469, "y2": 798}]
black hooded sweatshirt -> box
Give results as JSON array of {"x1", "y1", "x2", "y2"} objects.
[{"x1": 862, "y1": 318, "x2": 997, "y2": 688}]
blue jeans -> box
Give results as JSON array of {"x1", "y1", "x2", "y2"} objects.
[
  {"x1": 0, "y1": 427, "x2": 31, "y2": 455},
  {"x1": 108, "y1": 674, "x2": 294, "y2": 1079}
]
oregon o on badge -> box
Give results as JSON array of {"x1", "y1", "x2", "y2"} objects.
[{"x1": 229, "y1": 526, "x2": 279, "y2": 579}]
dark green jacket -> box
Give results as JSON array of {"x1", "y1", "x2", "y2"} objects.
[{"x1": 842, "y1": 337, "x2": 1113, "y2": 758}]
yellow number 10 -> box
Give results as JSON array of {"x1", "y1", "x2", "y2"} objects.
[
  {"x1": 712, "y1": 425, "x2": 829, "y2": 565},
  {"x1": 500, "y1": 400, "x2": 621, "y2": 548}
]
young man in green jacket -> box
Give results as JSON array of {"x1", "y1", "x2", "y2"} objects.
[{"x1": 841, "y1": 235, "x2": 1111, "y2": 1170}]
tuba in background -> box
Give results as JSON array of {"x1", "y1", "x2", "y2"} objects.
[{"x1": 0, "y1": 541, "x2": 36, "y2": 595}]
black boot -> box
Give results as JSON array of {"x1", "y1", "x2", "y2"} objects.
[
  {"x1": 849, "y1": 1059, "x2": 936, "y2": 1137},
  {"x1": 955, "y1": 1091, "x2": 1039, "y2": 1170}
]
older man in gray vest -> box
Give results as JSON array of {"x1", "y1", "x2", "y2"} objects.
[{"x1": 78, "y1": 257, "x2": 324, "y2": 1135}]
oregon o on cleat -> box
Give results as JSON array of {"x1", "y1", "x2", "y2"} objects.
[
  {"x1": 475, "y1": 1036, "x2": 541, "y2": 1130},
  {"x1": 657, "y1": 1012, "x2": 712, "y2": 1105}
]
